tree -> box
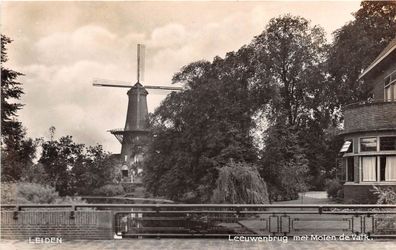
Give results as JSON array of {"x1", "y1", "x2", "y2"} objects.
[
  {"x1": 251, "y1": 15, "x2": 333, "y2": 193},
  {"x1": 1, "y1": 35, "x2": 24, "y2": 139},
  {"x1": 251, "y1": 15, "x2": 329, "y2": 128},
  {"x1": 72, "y1": 144, "x2": 120, "y2": 195},
  {"x1": 260, "y1": 121, "x2": 309, "y2": 201},
  {"x1": 1, "y1": 35, "x2": 36, "y2": 181},
  {"x1": 39, "y1": 136, "x2": 84, "y2": 196},
  {"x1": 211, "y1": 161, "x2": 269, "y2": 204},
  {"x1": 327, "y1": 1, "x2": 396, "y2": 107},
  {"x1": 1, "y1": 137, "x2": 38, "y2": 181},
  {"x1": 38, "y1": 133, "x2": 120, "y2": 196},
  {"x1": 143, "y1": 47, "x2": 271, "y2": 203}
]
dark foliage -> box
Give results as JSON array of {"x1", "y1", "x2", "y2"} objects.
[{"x1": 1, "y1": 35, "x2": 37, "y2": 181}]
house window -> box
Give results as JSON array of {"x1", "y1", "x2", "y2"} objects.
[
  {"x1": 360, "y1": 137, "x2": 377, "y2": 152},
  {"x1": 340, "y1": 140, "x2": 353, "y2": 153},
  {"x1": 385, "y1": 85, "x2": 393, "y2": 101},
  {"x1": 380, "y1": 156, "x2": 396, "y2": 181},
  {"x1": 380, "y1": 137, "x2": 396, "y2": 151},
  {"x1": 394, "y1": 83, "x2": 396, "y2": 100},
  {"x1": 361, "y1": 156, "x2": 377, "y2": 181},
  {"x1": 346, "y1": 157, "x2": 354, "y2": 182},
  {"x1": 384, "y1": 71, "x2": 395, "y2": 101}
]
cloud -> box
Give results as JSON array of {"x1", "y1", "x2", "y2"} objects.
[
  {"x1": 3, "y1": 1, "x2": 360, "y2": 153},
  {"x1": 34, "y1": 25, "x2": 145, "y2": 67},
  {"x1": 148, "y1": 23, "x2": 187, "y2": 49}
]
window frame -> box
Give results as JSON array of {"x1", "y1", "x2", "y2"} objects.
[
  {"x1": 359, "y1": 155, "x2": 396, "y2": 183},
  {"x1": 384, "y1": 70, "x2": 396, "y2": 101},
  {"x1": 380, "y1": 136, "x2": 396, "y2": 151},
  {"x1": 346, "y1": 156, "x2": 354, "y2": 182},
  {"x1": 359, "y1": 137, "x2": 378, "y2": 152},
  {"x1": 360, "y1": 156, "x2": 378, "y2": 182},
  {"x1": 379, "y1": 155, "x2": 396, "y2": 182}
]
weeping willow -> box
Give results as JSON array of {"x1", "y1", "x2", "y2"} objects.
[{"x1": 211, "y1": 161, "x2": 269, "y2": 204}]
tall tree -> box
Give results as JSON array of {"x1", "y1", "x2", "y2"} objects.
[
  {"x1": 328, "y1": 1, "x2": 396, "y2": 107},
  {"x1": 1, "y1": 35, "x2": 24, "y2": 139},
  {"x1": 251, "y1": 15, "x2": 332, "y2": 194},
  {"x1": 1, "y1": 35, "x2": 36, "y2": 181},
  {"x1": 252, "y1": 15, "x2": 329, "y2": 128},
  {"x1": 144, "y1": 47, "x2": 272, "y2": 203}
]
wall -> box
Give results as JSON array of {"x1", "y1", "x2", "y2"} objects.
[
  {"x1": 343, "y1": 102, "x2": 396, "y2": 134},
  {"x1": 0, "y1": 210, "x2": 113, "y2": 240}
]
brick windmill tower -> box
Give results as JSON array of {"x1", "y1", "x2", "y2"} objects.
[{"x1": 93, "y1": 44, "x2": 182, "y2": 184}]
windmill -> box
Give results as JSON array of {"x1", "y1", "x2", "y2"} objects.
[{"x1": 93, "y1": 44, "x2": 182, "y2": 183}]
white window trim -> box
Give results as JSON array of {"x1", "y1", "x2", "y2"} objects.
[
  {"x1": 384, "y1": 69, "x2": 396, "y2": 88},
  {"x1": 360, "y1": 156, "x2": 377, "y2": 182},
  {"x1": 384, "y1": 83, "x2": 395, "y2": 101},
  {"x1": 359, "y1": 155, "x2": 396, "y2": 183},
  {"x1": 359, "y1": 136, "x2": 378, "y2": 153},
  {"x1": 358, "y1": 135, "x2": 396, "y2": 154}
]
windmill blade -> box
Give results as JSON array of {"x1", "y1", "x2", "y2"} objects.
[
  {"x1": 144, "y1": 85, "x2": 183, "y2": 91},
  {"x1": 92, "y1": 78, "x2": 132, "y2": 88},
  {"x1": 137, "y1": 44, "x2": 145, "y2": 83}
]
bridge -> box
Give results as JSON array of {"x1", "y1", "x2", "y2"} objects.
[{"x1": 2, "y1": 204, "x2": 396, "y2": 240}]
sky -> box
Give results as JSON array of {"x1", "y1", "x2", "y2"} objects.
[{"x1": 1, "y1": 1, "x2": 361, "y2": 153}]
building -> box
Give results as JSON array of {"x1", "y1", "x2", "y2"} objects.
[
  {"x1": 341, "y1": 38, "x2": 396, "y2": 203},
  {"x1": 109, "y1": 83, "x2": 150, "y2": 186},
  {"x1": 110, "y1": 83, "x2": 149, "y2": 185}
]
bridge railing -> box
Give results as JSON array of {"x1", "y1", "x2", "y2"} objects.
[{"x1": 2, "y1": 204, "x2": 396, "y2": 238}]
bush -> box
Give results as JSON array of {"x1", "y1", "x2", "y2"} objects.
[
  {"x1": 211, "y1": 161, "x2": 269, "y2": 204},
  {"x1": 1, "y1": 182, "x2": 85, "y2": 204},
  {"x1": 372, "y1": 185, "x2": 396, "y2": 204},
  {"x1": 325, "y1": 179, "x2": 343, "y2": 201},
  {"x1": 92, "y1": 184, "x2": 125, "y2": 196},
  {"x1": 371, "y1": 186, "x2": 396, "y2": 234}
]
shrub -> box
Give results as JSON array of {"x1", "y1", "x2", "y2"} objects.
[
  {"x1": 1, "y1": 182, "x2": 17, "y2": 204},
  {"x1": 372, "y1": 185, "x2": 396, "y2": 204},
  {"x1": 1, "y1": 182, "x2": 85, "y2": 204},
  {"x1": 326, "y1": 179, "x2": 343, "y2": 201},
  {"x1": 92, "y1": 184, "x2": 125, "y2": 196},
  {"x1": 372, "y1": 186, "x2": 396, "y2": 235}
]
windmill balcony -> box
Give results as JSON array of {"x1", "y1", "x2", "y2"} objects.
[{"x1": 342, "y1": 101, "x2": 396, "y2": 135}]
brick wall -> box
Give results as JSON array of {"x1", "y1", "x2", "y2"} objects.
[
  {"x1": 0, "y1": 211, "x2": 113, "y2": 240},
  {"x1": 343, "y1": 102, "x2": 396, "y2": 134}
]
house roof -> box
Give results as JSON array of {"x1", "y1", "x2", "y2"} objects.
[{"x1": 359, "y1": 37, "x2": 396, "y2": 79}]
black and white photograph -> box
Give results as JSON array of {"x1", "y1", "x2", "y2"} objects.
[{"x1": 1, "y1": 1, "x2": 396, "y2": 249}]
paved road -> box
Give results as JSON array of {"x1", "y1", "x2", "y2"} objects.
[{"x1": 1, "y1": 239, "x2": 396, "y2": 250}]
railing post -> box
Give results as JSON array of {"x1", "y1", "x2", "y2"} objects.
[
  {"x1": 12, "y1": 206, "x2": 21, "y2": 220},
  {"x1": 13, "y1": 211, "x2": 18, "y2": 220},
  {"x1": 69, "y1": 205, "x2": 75, "y2": 219}
]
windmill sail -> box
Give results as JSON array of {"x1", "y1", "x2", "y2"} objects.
[{"x1": 137, "y1": 44, "x2": 145, "y2": 83}]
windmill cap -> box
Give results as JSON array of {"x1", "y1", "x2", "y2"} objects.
[{"x1": 127, "y1": 82, "x2": 148, "y2": 95}]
